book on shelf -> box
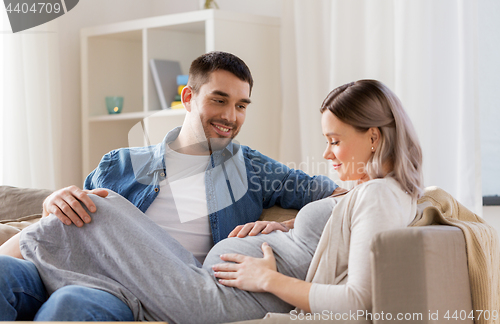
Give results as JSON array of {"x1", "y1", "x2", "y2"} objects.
[
  {"x1": 177, "y1": 75, "x2": 188, "y2": 98},
  {"x1": 149, "y1": 59, "x2": 182, "y2": 110},
  {"x1": 177, "y1": 75, "x2": 189, "y2": 85}
]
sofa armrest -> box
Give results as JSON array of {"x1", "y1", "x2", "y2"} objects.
[{"x1": 370, "y1": 226, "x2": 473, "y2": 323}]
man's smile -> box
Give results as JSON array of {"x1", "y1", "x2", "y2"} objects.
[{"x1": 211, "y1": 123, "x2": 233, "y2": 136}]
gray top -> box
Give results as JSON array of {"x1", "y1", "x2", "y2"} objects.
[{"x1": 20, "y1": 191, "x2": 337, "y2": 323}]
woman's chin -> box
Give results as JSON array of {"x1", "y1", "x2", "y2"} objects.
[
  {"x1": 337, "y1": 174, "x2": 350, "y2": 182},
  {"x1": 337, "y1": 173, "x2": 365, "y2": 183}
]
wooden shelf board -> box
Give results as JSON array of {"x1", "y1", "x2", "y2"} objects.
[{"x1": 89, "y1": 109, "x2": 186, "y2": 122}]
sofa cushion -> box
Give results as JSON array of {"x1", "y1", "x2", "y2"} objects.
[
  {"x1": 0, "y1": 185, "x2": 52, "y2": 245},
  {"x1": 259, "y1": 206, "x2": 298, "y2": 223},
  {"x1": 0, "y1": 185, "x2": 52, "y2": 221}
]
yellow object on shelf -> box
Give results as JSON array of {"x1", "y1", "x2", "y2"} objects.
[
  {"x1": 178, "y1": 85, "x2": 185, "y2": 95},
  {"x1": 171, "y1": 101, "x2": 184, "y2": 109}
]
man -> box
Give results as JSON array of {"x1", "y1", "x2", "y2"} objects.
[{"x1": 0, "y1": 51, "x2": 340, "y2": 321}]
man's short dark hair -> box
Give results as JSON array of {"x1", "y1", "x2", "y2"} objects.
[{"x1": 188, "y1": 51, "x2": 253, "y2": 95}]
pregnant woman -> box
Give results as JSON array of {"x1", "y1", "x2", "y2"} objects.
[{"x1": 0, "y1": 79, "x2": 423, "y2": 323}]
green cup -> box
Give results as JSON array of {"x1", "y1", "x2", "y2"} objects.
[{"x1": 105, "y1": 96, "x2": 123, "y2": 114}]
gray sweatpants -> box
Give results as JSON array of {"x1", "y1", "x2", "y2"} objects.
[{"x1": 20, "y1": 191, "x2": 335, "y2": 324}]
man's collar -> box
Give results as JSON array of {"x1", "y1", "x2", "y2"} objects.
[{"x1": 223, "y1": 140, "x2": 235, "y2": 156}]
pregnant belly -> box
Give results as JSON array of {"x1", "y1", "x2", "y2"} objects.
[{"x1": 203, "y1": 231, "x2": 313, "y2": 281}]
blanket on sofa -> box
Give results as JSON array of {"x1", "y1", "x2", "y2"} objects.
[{"x1": 410, "y1": 187, "x2": 500, "y2": 324}]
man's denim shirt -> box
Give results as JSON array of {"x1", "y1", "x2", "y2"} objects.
[{"x1": 84, "y1": 127, "x2": 338, "y2": 244}]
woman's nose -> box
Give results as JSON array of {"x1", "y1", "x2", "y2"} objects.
[{"x1": 323, "y1": 145, "x2": 333, "y2": 160}]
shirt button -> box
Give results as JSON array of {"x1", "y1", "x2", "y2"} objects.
[
  {"x1": 154, "y1": 188, "x2": 159, "y2": 192},
  {"x1": 160, "y1": 172, "x2": 165, "y2": 177},
  {"x1": 222, "y1": 153, "x2": 225, "y2": 157}
]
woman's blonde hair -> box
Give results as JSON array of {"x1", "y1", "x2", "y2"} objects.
[{"x1": 320, "y1": 80, "x2": 424, "y2": 199}]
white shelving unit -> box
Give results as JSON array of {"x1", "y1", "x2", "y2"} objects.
[{"x1": 80, "y1": 10, "x2": 281, "y2": 180}]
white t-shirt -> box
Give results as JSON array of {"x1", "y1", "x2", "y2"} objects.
[{"x1": 145, "y1": 145, "x2": 212, "y2": 263}]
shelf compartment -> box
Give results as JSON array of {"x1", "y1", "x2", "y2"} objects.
[
  {"x1": 145, "y1": 24, "x2": 205, "y2": 111},
  {"x1": 87, "y1": 30, "x2": 143, "y2": 117}
]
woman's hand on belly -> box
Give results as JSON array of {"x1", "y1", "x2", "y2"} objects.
[
  {"x1": 212, "y1": 242, "x2": 277, "y2": 292},
  {"x1": 213, "y1": 241, "x2": 313, "y2": 312}
]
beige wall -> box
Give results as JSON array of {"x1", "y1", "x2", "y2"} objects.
[{"x1": 55, "y1": 0, "x2": 282, "y2": 187}]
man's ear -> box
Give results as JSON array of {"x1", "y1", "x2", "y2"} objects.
[{"x1": 181, "y1": 86, "x2": 194, "y2": 112}]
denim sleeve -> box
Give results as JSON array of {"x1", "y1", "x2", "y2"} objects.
[
  {"x1": 247, "y1": 148, "x2": 338, "y2": 210},
  {"x1": 83, "y1": 151, "x2": 115, "y2": 190}
]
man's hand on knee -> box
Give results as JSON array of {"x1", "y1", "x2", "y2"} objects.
[{"x1": 42, "y1": 186, "x2": 108, "y2": 227}]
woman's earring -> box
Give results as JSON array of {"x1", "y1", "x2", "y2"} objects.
[{"x1": 371, "y1": 147, "x2": 374, "y2": 152}]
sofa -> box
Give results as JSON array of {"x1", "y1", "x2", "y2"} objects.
[
  {"x1": 0, "y1": 186, "x2": 474, "y2": 324},
  {"x1": 230, "y1": 227, "x2": 473, "y2": 324}
]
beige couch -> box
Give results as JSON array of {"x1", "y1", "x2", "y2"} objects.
[
  {"x1": 0, "y1": 186, "x2": 53, "y2": 245},
  {"x1": 0, "y1": 186, "x2": 473, "y2": 324},
  {"x1": 230, "y1": 226, "x2": 473, "y2": 324}
]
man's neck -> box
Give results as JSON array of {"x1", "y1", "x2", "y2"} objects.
[{"x1": 170, "y1": 129, "x2": 211, "y2": 156}]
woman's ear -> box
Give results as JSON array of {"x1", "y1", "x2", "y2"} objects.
[
  {"x1": 181, "y1": 86, "x2": 194, "y2": 112},
  {"x1": 369, "y1": 127, "x2": 381, "y2": 148}
]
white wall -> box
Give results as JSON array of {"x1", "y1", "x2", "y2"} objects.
[
  {"x1": 54, "y1": 0, "x2": 282, "y2": 186},
  {"x1": 150, "y1": 0, "x2": 282, "y2": 17},
  {"x1": 478, "y1": 0, "x2": 500, "y2": 197},
  {"x1": 478, "y1": 0, "x2": 500, "y2": 227},
  {"x1": 483, "y1": 206, "x2": 500, "y2": 235}
]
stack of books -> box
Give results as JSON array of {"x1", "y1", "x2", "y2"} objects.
[{"x1": 171, "y1": 75, "x2": 188, "y2": 109}]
